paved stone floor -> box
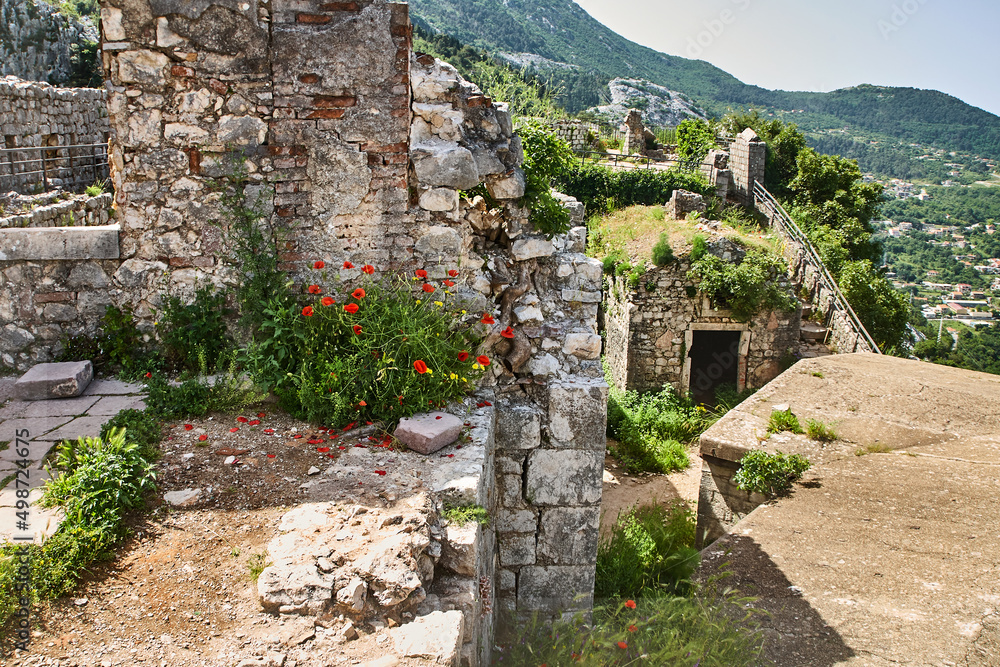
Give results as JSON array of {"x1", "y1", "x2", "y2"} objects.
[{"x1": 0, "y1": 376, "x2": 144, "y2": 543}]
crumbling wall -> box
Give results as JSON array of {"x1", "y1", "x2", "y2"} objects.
[
  {"x1": 0, "y1": 76, "x2": 110, "y2": 193},
  {"x1": 605, "y1": 238, "x2": 800, "y2": 395},
  {"x1": 93, "y1": 0, "x2": 607, "y2": 661},
  {"x1": 550, "y1": 119, "x2": 598, "y2": 152},
  {"x1": 0, "y1": 0, "x2": 99, "y2": 85},
  {"x1": 730, "y1": 127, "x2": 766, "y2": 206}
]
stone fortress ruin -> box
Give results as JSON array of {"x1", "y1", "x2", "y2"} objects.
[{"x1": 0, "y1": 1, "x2": 891, "y2": 663}]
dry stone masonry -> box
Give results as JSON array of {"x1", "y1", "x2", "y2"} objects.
[
  {"x1": 0, "y1": 76, "x2": 110, "y2": 193},
  {"x1": 730, "y1": 127, "x2": 766, "y2": 206},
  {"x1": 0, "y1": 0, "x2": 99, "y2": 85}
]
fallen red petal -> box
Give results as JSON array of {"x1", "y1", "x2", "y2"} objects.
[{"x1": 316, "y1": 447, "x2": 330, "y2": 453}]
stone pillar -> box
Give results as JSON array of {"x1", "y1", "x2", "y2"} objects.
[
  {"x1": 494, "y1": 379, "x2": 607, "y2": 615},
  {"x1": 730, "y1": 127, "x2": 766, "y2": 206},
  {"x1": 623, "y1": 109, "x2": 645, "y2": 155}
]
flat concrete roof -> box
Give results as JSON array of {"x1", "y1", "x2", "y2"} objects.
[{"x1": 698, "y1": 354, "x2": 1000, "y2": 665}]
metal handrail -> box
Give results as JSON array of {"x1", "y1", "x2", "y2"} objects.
[
  {"x1": 753, "y1": 182, "x2": 882, "y2": 354},
  {"x1": 0, "y1": 143, "x2": 109, "y2": 193},
  {"x1": 575, "y1": 150, "x2": 700, "y2": 173}
]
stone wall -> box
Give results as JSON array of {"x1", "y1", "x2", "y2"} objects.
[
  {"x1": 604, "y1": 237, "x2": 800, "y2": 396},
  {"x1": 0, "y1": 191, "x2": 113, "y2": 228},
  {"x1": 549, "y1": 119, "x2": 598, "y2": 152},
  {"x1": 89, "y1": 0, "x2": 608, "y2": 658},
  {"x1": 0, "y1": 0, "x2": 99, "y2": 85},
  {"x1": 0, "y1": 76, "x2": 110, "y2": 193},
  {"x1": 729, "y1": 127, "x2": 765, "y2": 206}
]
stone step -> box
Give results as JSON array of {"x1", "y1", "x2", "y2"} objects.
[
  {"x1": 800, "y1": 322, "x2": 828, "y2": 342},
  {"x1": 13, "y1": 361, "x2": 93, "y2": 400}
]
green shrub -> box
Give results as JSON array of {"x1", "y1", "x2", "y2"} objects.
[
  {"x1": 677, "y1": 118, "x2": 716, "y2": 164},
  {"x1": 99, "y1": 409, "x2": 162, "y2": 461},
  {"x1": 144, "y1": 374, "x2": 211, "y2": 419},
  {"x1": 56, "y1": 304, "x2": 157, "y2": 380},
  {"x1": 556, "y1": 163, "x2": 714, "y2": 216},
  {"x1": 601, "y1": 249, "x2": 627, "y2": 275},
  {"x1": 732, "y1": 449, "x2": 811, "y2": 496},
  {"x1": 651, "y1": 232, "x2": 675, "y2": 267},
  {"x1": 495, "y1": 592, "x2": 764, "y2": 667},
  {"x1": 518, "y1": 121, "x2": 576, "y2": 237},
  {"x1": 606, "y1": 369, "x2": 717, "y2": 474},
  {"x1": 689, "y1": 250, "x2": 796, "y2": 322},
  {"x1": 805, "y1": 418, "x2": 837, "y2": 442},
  {"x1": 596, "y1": 504, "x2": 698, "y2": 599},
  {"x1": 690, "y1": 234, "x2": 708, "y2": 262},
  {"x1": 441, "y1": 502, "x2": 489, "y2": 527},
  {"x1": 274, "y1": 272, "x2": 485, "y2": 428},
  {"x1": 156, "y1": 285, "x2": 232, "y2": 374},
  {"x1": 767, "y1": 408, "x2": 803, "y2": 434}
]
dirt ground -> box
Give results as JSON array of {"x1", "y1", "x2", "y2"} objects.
[
  {"x1": 599, "y1": 440, "x2": 703, "y2": 537},
  {"x1": 4, "y1": 413, "x2": 703, "y2": 666}
]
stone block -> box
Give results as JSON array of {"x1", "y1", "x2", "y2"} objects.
[
  {"x1": 391, "y1": 610, "x2": 464, "y2": 667},
  {"x1": 562, "y1": 333, "x2": 602, "y2": 360},
  {"x1": 87, "y1": 395, "x2": 146, "y2": 415},
  {"x1": 163, "y1": 488, "x2": 201, "y2": 507},
  {"x1": 14, "y1": 361, "x2": 93, "y2": 400},
  {"x1": 440, "y1": 523, "x2": 479, "y2": 576},
  {"x1": 497, "y1": 473, "x2": 523, "y2": 507},
  {"x1": 418, "y1": 187, "x2": 458, "y2": 212},
  {"x1": 498, "y1": 533, "x2": 536, "y2": 567},
  {"x1": 547, "y1": 381, "x2": 608, "y2": 449},
  {"x1": 412, "y1": 141, "x2": 480, "y2": 190},
  {"x1": 38, "y1": 416, "x2": 111, "y2": 442},
  {"x1": 517, "y1": 565, "x2": 595, "y2": 612},
  {"x1": 496, "y1": 508, "x2": 536, "y2": 533},
  {"x1": 0, "y1": 225, "x2": 120, "y2": 261},
  {"x1": 82, "y1": 379, "x2": 144, "y2": 396},
  {"x1": 537, "y1": 507, "x2": 600, "y2": 565},
  {"x1": 496, "y1": 405, "x2": 541, "y2": 451},
  {"x1": 486, "y1": 168, "x2": 525, "y2": 200},
  {"x1": 525, "y1": 449, "x2": 603, "y2": 506},
  {"x1": 511, "y1": 237, "x2": 554, "y2": 261},
  {"x1": 116, "y1": 50, "x2": 170, "y2": 85},
  {"x1": 561, "y1": 289, "x2": 602, "y2": 303},
  {"x1": 395, "y1": 411, "x2": 464, "y2": 455}
]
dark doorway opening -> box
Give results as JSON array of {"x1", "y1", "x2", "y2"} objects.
[{"x1": 688, "y1": 330, "x2": 741, "y2": 404}]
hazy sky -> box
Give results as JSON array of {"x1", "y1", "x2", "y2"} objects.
[{"x1": 574, "y1": 0, "x2": 1000, "y2": 116}]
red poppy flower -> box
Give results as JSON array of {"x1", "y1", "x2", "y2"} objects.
[
  {"x1": 308, "y1": 284, "x2": 321, "y2": 294},
  {"x1": 415, "y1": 269, "x2": 427, "y2": 278},
  {"x1": 321, "y1": 296, "x2": 335, "y2": 306},
  {"x1": 625, "y1": 599, "x2": 636, "y2": 609},
  {"x1": 500, "y1": 326, "x2": 515, "y2": 339},
  {"x1": 316, "y1": 447, "x2": 330, "y2": 453},
  {"x1": 362, "y1": 264, "x2": 375, "y2": 275},
  {"x1": 359, "y1": 400, "x2": 367, "y2": 407},
  {"x1": 352, "y1": 288, "x2": 366, "y2": 299},
  {"x1": 443, "y1": 280, "x2": 455, "y2": 287},
  {"x1": 249, "y1": 419, "x2": 261, "y2": 426},
  {"x1": 448, "y1": 269, "x2": 458, "y2": 277},
  {"x1": 314, "y1": 260, "x2": 325, "y2": 269},
  {"x1": 302, "y1": 306, "x2": 314, "y2": 317},
  {"x1": 237, "y1": 416, "x2": 249, "y2": 423},
  {"x1": 617, "y1": 641, "x2": 627, "y2": 650},
  {"x1": 421, "y1": 283, "x2": 435, "y2": 293},
  {"x1": 353, "y1": 324, "x2": 363, "y2": 335},
  {"x1": 344, "y1": 303, "x2": 359, "y2": 314},
  {"x1": 145, "y1": 371, "x2": 152, "y2": 379},
  {"x1": 413, "y1": 360, "x2": 428, "y2": 374},
  {"x1": 457, "y1": 351, "x2": 470, "y2": 362},
  {"x1": 481, "y1": 313, "x2": 495, "y2": 324},
  {"x1": 343, "y1": 261, "x2": 354, "y2": 269},
  {"x1": 198, "y1": 434, "x2": 208, "y2": 442},
  {"x1": 183, "y1": 424, "x2": 193, "y2": 431},
  {"x1": 230, "y1": 427, "x2": 239, "y2": 433},
  {"x1": 628, "y1": 625, "x2": 637, "y2": 633},
  {"x1": 477, "y1": 355, "x2": 491, "y2": 367},
  {"x1": 267, "y1": 453, "x2": 276, "y2": 458}
]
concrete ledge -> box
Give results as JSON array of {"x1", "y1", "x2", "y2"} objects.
[{"x1": 0, "y1": 224, "x2": 120, "y2": 260}]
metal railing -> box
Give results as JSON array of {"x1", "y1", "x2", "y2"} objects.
[
  {"x1": 752, "y1": 181, "x2": 882, "y2": 354},
  {"x1": 0, "y1": 143, "x2": 110, "y2": 194},
  {"x1": 575, "y1": 150, "x2": 701, "y2": 173}
]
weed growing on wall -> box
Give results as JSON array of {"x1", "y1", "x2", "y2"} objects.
[
  {"x1": 733, "y1": 449, "x2": 811, "y2": 496},
  {"x1": 557, "y1": 164, "x2": 714, "y2": 216},
  {"x1": 767, "y1": 408, "x2": 804, "y2": 434},
  {"x1": 518, "y1": 120, "x2": 576, "y2": 237},
  {"x1": 805, "y1": 418, "x2": 838, "y2": 442},
  {"x1": 156, "y1": 285, "x2": 232, "y2": 374},
  {"x1": 651, "y1": 232, "x2": 675, "y2": 267},
  {"x1": 689, "y1": 250, "x2": 796, "y2": 322}
]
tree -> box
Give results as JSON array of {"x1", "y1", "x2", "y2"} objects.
[
  {"x1": 839, "y1": 260, "x2": 912, "y2": 351},
  {"x1": 676, "y1": 119, "x2": 716, "y2": 164}
]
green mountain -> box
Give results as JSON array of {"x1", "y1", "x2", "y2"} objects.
[{"x1": 408, "y1": 0, "x2": 1000, "y2": 178}]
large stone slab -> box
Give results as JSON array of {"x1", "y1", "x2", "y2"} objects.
[
  {"x1": 14, "y1": 361, "x2": 94, "y2": 400},
  {"x1": 0, "y1": 225, "x2": 120, "y2": 261},
  {"x1": 82, "y1": 379, "x2": 145, "y2": 396},
  {"x1": 391, "y1": 610, "x2": 464, "y2": 666},
  {"x1": 395, "y1": 411, "x2": 464, "y2": 455},
  {"x1": 22, "y1": 395, "x2": 99, "y2": 418},
  {"x1": 40, "y1": 416, "x2": 111, "y2": 442},
  {"x1": 88, "y1": 395, "x2": 147, "y2": 416},
  {"x1": 0, "y1": 417, "x2": 74, "y2": 442}
]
